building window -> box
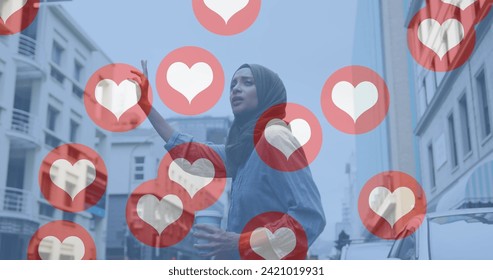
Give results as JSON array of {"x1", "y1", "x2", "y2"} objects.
[
  {"x1": 448, "y1": 114, "x2": 459, "y2": 168},
  {"x1": 428, "y1": 144, "x2": 436, "y2": 190},
  {"x1": 476, "y1": 70, "x2": 491, "y2": 139},
  {"x1": 459, "y1": 95, "x2": 472, "y2": 155},
  {"x1": 46, "y1": 105, "x2": 60, "y2": 132},
  {"x1": 74, "y1": 60, "x2": 83, "y2": 82},
  {"x1": 51, "y1": 41, "x2": 64, "y2": 66},
  {"x1": 50, "y1": 66, "x2": 65, "y2": 84},
  {"x1": 39, "y1": 203, "x2": 55, "y2": 218},
  {"x1": 69, "y1": 120, "x2": 79, "y2": 142},
  {"x1": 133, "y1": 156, "x2": 145, "y2": 181}
]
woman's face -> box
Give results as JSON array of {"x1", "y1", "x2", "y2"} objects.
[{"x1": 230, "y1": 67, "x2": 258, "y2": 116}]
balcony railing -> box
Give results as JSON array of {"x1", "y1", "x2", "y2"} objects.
[
  {"x1": 11, "y1": 108, "x2": 33, "y2": 135},
  {"x1": 0, "y1": 186, "x2": 37, "y2": 218},
  {"x1": 18, "y1": 34, "x2": 37, "y2": 59}
]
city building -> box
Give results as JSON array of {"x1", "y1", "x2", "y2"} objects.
[
  {"x1": 0, "y1": 3, "x2": 112, "y2": 259},
  {"x1": 339, "y1": 0, "x2": 419, "y2": 241},
  {"x1": 406, "y1": 0, "x2": 493, "y2": 211},
  {"x1": 106, "y1": 117, "x2": 232, "y2": 260}
]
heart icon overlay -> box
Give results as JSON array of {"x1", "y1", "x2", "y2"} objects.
[
  {"x1": 168, "y1": 158, "x2": 215, "y2": 198},
  {"x1": 39, "y1": 144, "x2": 108, "y2": 212},
  {"x1": 250, "y1": 227, "x2": 297, "y2": 260},
  {"x1": 27, "y1": 220, "x2": 97, "y2": 260},
  {"x1": 38, "y1": 236, "x2": 85, "y2": 260},
  {"x1": 85, "y1": 64, "x2": 153, "y2": 132},
  {"x1": 137, "y1": 194, "x2": 184, "y2": 235},
  {"x1": 321, "y1": 66, "x2": 390, "y2": 135},
  {"x1": 203, "y1": 0, "x2": 249, "y2": 24},
  {"x1": 264, "y1": 118, "x2": 311, "y2": 159},
  {"x1": 95, "y1": 79, "x2": 141, "y2": 121},
  {"x1": 254, "y1": 103, "x2": 323, "y2": 172},
  {"x1": 417, "y1": 19, "x2": 465, "y2": 60},
  {"x1": 49, "y1": 159, "x2": 96, "y2": 201},
  {"x1": 332, "y1": 81, "x2": 379, "y2": 123},
  {"x1": 0, "y1": 0, "x2": 28, "y2": 23},
  {"x1": 158, "y1": 142, "x2": 227, "y2": 212},
  {"x1": 126, "y1": 180, "x2": 195, "y2": 248},
  {"x1": 358, "y1": 171, "x2": 427, "y2": 240},
  {"x1": 369, "y1": 187, "x2": 416, "y2": 228},
  {"x1": 239, "y1": 212, "x2": 309, "y2": 260},
  {"x1": 407, "y1": 4, "x2": 477, "y2": 72},
  {"x1": 156, "y1": 47, "x2": 224, "y2": 115},
  {"x1": 166, "y1": 62, "x2": 214, "y2": 104}
]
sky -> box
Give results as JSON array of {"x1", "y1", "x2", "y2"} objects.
[{"x1": 62, "y1": 0, "x2": 359, "y2": 244}]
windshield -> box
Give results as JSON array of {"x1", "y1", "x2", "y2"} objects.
[{"x1": 429, "y1": 212, "x2": 493, "y2": 260}]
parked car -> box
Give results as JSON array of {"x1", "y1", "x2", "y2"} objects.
[
  {"x1": 341, "y1": 240, "x2": 393, "y2": 260},
  {"x1": 387, "y1": 208, "x2": 493, "y2": 260}
]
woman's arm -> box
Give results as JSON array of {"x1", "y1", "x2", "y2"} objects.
[{"x1": 130, "y1": 60, "x2": 175, "y2": 142}]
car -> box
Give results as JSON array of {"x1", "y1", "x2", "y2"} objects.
[
  {"x1": 387, "y1": 208, "x2": 493, "y2": 260},
  {"x1": 340, "y1": 240, "x2": 393, "y2": 260}
]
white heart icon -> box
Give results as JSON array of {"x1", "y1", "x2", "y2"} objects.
[
  {"x1": 38, "y1": 236, "x2": 85, "y2": 260},
  {"x1": 369, "y1": 187, "x2": 416, "y2": 228},
  {"x1": 168, "y1": 158, "x2": 215, "y2": 198},
  {"x1": 95, "y1": 79, "x2": 141, "y2": 121},
  {"x1": 137, "y1": 194, "x2": 183, "y2": 235},
  {"x1": 418, "y1": 19, "x2": 465, "y2": 60},
  {"x1": 332, "y1": 81, "x2": 379, "y2": 122},
  {"x1": 49, "y1": 159, "x2": 96, "y2": 201},
  {"x1": 441, "y1": 0, "x2": 477, "y2": 10},
  {"x1": 250, "y1": 227, "x2": 297, "y2": 260},
  {"x1": 264, "y1": 119, "x2": 311, "y2": 159},
  {"x1": 167, "y1": 62, "x2": 213, "y2": 104},
  {"x1": 203, "y1": 0, "x2": 249, "y2": 24},
  {"x1": 0, "y1": 0, "x2": 28, "y2": 23}
]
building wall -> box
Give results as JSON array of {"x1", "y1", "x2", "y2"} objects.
[
  {"x1": 409, "y1": 1, "x2": 493, "y2": 210},
  {"x1": 0, "y1": 5, "x2": 112, "y2": 259}
]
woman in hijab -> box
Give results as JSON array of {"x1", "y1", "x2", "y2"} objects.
[{"x1": 132, "y1": 62, "x2": 325, "y2": 259}]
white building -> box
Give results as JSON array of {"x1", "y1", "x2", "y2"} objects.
[
  {"x1": 407, "y1": 1, "x2": 493, "y2": 211},
  {"x1": 106, "y1": 117, "x2": 231, "y2": 260},
  {"x1": 0, "y1": 3, "x2": 112, "y2": 259}
]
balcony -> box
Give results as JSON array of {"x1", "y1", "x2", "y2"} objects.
[
  {"x1": 11, "y1": 108, "x2": 33, "y2": 135},
  {"x1": 18, "y1": 34, "x2": 36, "y2": 59},
  {"x1": 6, "y1": 108, "x2": 39, "y2": 149},
  {"x1": 0, "y1": 186, "x2": 37, "y2": 221}
]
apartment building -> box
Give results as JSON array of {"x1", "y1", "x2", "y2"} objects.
[
  {"x1": 406, "y1": 0, "x2": 493, "y2": 210},
  {"x1": 0, "y1": 3, "x2": 112, "y2": 259}
]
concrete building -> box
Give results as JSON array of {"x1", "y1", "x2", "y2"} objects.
[
  {"x1": 106, "y1": 117, "x2": 232, "y2": 260},
  {"x1": 340, "y1": 0, "x2": 419, "y2": 241},
  {"x1": 0, "y1": 3, "x2": 112, "y2": 259},
  {"x1": 406, "y1": 1, "x2": 493, "y2": 211}
]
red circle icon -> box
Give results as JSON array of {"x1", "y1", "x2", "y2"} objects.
[
  {"x1": 156, "y1": 46, "x2": 224, "y2": 115},
  {"x1": 126, "y1": 179, "x2": 195, "y2": 248},
  {"x1": 38, "y1": 144, "x2": 107, "y2": 213},
  {"x1": 158, "y1": 142, "x2": 227, "y2": 211},
  {"x1": 238, "y1": 212, "x2": 308, "y2": 260},
  {"x1": 84, "y1": 63, "x2": 153, "y2": 132},
  {"x1": 321, "y1": 66, "x2": 390, "y2": 135},
  {"x1": 407, "y1": 5, "x2": 476, "y2": 72},
  {"x1": 27, "y1": 220, "x2": 96, "y2": 260},
  {"x1": 192, "y1": 0, "x2": 261, "y2": 35},
  {"x1": 254, "y1": 103, "x2": 322, "y2": 172},
  {"x1": 0, "y1": 0, "x2": 39, "y2": 35},
  {"x1": 358, "y1": 171, "x2": 427, "y2": 240}
]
